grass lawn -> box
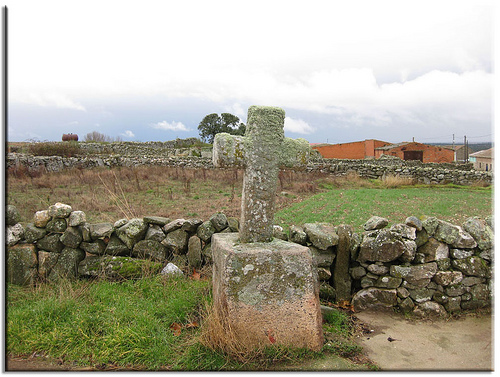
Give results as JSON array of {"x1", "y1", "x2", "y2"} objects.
[{"x1": 275, "y1": 185, "x2": 493, "y2": 232}]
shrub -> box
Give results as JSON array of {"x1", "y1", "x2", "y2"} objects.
[{"x1": 27, "y1": 141, "x2": 81, "y2": 157}]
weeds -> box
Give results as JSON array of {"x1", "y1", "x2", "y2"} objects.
[{"x1": 27, "y1": 141, "x2": 81, "y2": 157}]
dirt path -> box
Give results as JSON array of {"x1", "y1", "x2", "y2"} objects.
[{"x1": 354, "y1": 310, "x2": 493, "y2": 371}]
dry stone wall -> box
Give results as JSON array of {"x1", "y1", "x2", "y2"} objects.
[{"x1": 7, "y1": 203, "x2": 493, "y2": 317}]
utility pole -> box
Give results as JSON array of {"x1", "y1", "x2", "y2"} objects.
[{"x1": 464, "y1": 135, "x2": 468, "y2": 162}]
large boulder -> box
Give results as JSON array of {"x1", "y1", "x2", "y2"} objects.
[
  {"x1": 358, "y1": 229, "x2": 408, "y2": 263},
  {"x1": 363, "y1": 216, "x2": 389, "y2": 231},
  {"x1": 451, "y1": 256, "x2": 490, "y2": 278},
  {"x1": 79, "y1": 256, "x2": 163, "y2": 279},
  {"x1": 48, "y1": 247, "x2": 86, "y2": 280},
  {"x1": 48, "y1": 202, "x2": 72, "y2": 218},
  {"x1": 37, "y1": 233, "x2": 64, "y2": 253},
  {"x1": 7, "y1": 244, "x2": 38, "y2": 286},
  {"x1": 162, "y1": 228, "x2": 189, "y2": 254},
  {"x1": 463, "y1": 217, "x2": 493, "y2": 250},
  {"x1": 6, "y1": 205, "x2": 21, "y2": 226},
  {"x1": 24, "y1": 223, "x2": 47, "y2": 243},
  {"x1": 132, "y1": 239, "x2": 168, "y2": 261},
  {"x1": 433, "y1": 220, "x2": 477, "y2": 249},
  {"x1": 89, "y1": 223, "x2": 114, "y2": 240},
  {"x1": 303, "y1": 223, "x2": 339, "y2": 250},
  {"x1": 390, "y1": 262, "x2": 438, "y2": 288},
  {"x1": 351, "y1": 287, "x2": 397, "y2": 311},
  {"x1": 115, "y1": 218, "x2": 148, "y2": 249},
  {"x1": 60, "y1": 226, "x2": 83, "y2": 249}
]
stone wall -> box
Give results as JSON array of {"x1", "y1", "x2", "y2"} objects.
[
  {"x1": 6, "y1": 151, "x2": 492, "y2": 185},
  {"x1": 7, "y1": 203, "x2": 493, "y2": 317}
]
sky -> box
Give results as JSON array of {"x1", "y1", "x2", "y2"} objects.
[{"x1": 4, "y1": 0, "x2": 496, "y2": 145}]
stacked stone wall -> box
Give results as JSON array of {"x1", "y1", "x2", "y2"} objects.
[
  {"x1": 6, "y1": 151, "x2": 492, "y2": 185},
  {"x1": 7, "y1": 203, "x2": 493, "y2": 317}
]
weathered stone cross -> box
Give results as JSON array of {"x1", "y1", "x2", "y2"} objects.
[{"x1": 213, "y1": 105, "x2": 311, "y2": 243}]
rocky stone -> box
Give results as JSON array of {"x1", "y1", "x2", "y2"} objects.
[
  {"x1": 37, "y1": 233, "x2": 64, "y2": 253},
  {"x1": 351, "y1": 287, "x2": 397, "y2": 311},
  {"x1": 143, "y1": 216, "x2": 171, "y2": 226},
  {"x1": 48, "y1": 202, "x2": 72, "y2": 218},
  {"x1": 461, "y1": 276, "x2": 486, "y2": 286},
  {"x1": 163, "y1": 218, "x2": 186, "y2": 233},
  {"x1": 46, "y1": 218, "x2": 68, "y2": 233},
  {"x1": 363, "y1": 216, "x2": 389, "y2": 231},
  {"x1": 405, "y1": 216, "x2": 423, "y2": 231},
  {"x1": 187, "y1": 236, "x2": 203, "y2": 268},
  {"x1": 319, "y1": 282, "x2": 336, "y2": 301},
  {"x1": 451, "y1": 256, "x2": 490, "y2": 278},
  {"x1": 409, "y1": 288, "x2": 434, "y2": 303},
  {"x1": 273, "y1": 225, "x2": 288, "y2": 241},
  {"x1": 38, "y1": 251, "x2": 59, "y2": 280},
  {"x1": 309, "y1": 246, "x2": 336, "y2": 268},
  {"x1": 7, "y1": 205, "x2": 21, "y2": 225},
  {"x1": 479, "y1": 249, "x2": 492, "y2": 261},
  {"x1": 367, "y1": 264, "x2": 390, "y2": 275},
  {"x1": 196, "y1": 220, "x2": 216, "y2": 242},
  {"x1": 397, "y1": 286, "x2": 410, "y2": 298},
  {"x1": 115, "y1": 218, "x2": 148, "y2": 249},
  {"x1": 89, "y1": 223, "x2": 114, "y2": 240},
  {"x1": 48, "y1": 247, "x2": 85, "y2": 281},
  {"x1": 210, "y1": 213, "x2": 228, "y2": 232},
  {"x1": 414, "y1": 230, "x2": 429, "y2": 250},
  {"x1": 432, "y1": 291, "x2": 448, "y2": 304},
  {"x1": 470, "y1": 284, "x2": 490, "y2": 301},
  {"x1": 398, "y1": 297, "x2": 415, "y2": 313},
  {"x1": 358, "y1": 230, "x2": 407, "y2": 263},
  {"x1": 162, "y1": 228, "x2": 189, "y2": 254},
  {"x1": 201, "y1": 243, "x2": 212, "y2": 264},
  {"x1": 145, "y1": 224, "x2": 166, "y2": 242},
  {"x1": 449, "y1": 248, "x2": 474, "y2": 260},
  {"x1": 360, "y1": 276, "x2": 376, "y2": 288},
  {"x1": 79, "y1": 256, "x2": 163, "y2": 279},
  {"x1": 182, "y1": 218, "x2": 203, "y2": 233},
  {"x1": 104, "y1": 235, "x2": 130, "y2": 256},
  {"x1": 432, "y1": 271, "x2": 463, "y2": 286},
  {"x1": 289, "y1": 225, "x2": 307, "y2": 245},
  {"x1": 24, "y1": 223, "x2": 47, "y2": 243},
  {"x1": 390, "y1": 223, "x2": 417, "y2": 239},
  {"x1": 413, "y1": 301, "x2": 447, "y2": 317},
  {"x1": 375, "y1": 275, "x2": 402, "y2": 289},
  {"x1": 422, "y1": 216, "x2": 439, "y2": 236},
  {"x1": 436, "y1": 258, "x2": 451, "y2": 271},
  {"x1": 68, "y1": 211, "x2": 86, "y2": 227},
  {"x1": 445, "y1": 285, "x2": 465, "y2": 297},
  {"x1": 60, "y1": 226, "x2": 83, "y2": 249},
  {"x1": 34, "y1": 210, "x2": 51, "y2": 228},
  {"x1": 400, "y1": 240, "x2": 417, "y2": 263},
  {"x1": 317, "y1": 267, "x2": 332, "y2": 281},
  {"x1": 227, "y1": 217, "x2": 240, "y2": 232},
  {"x1": 80, "y1": 240, "x2": 106, "y2": 255},
  {"x1": 303, "y1": 223, "x2": 339, "y2": 250},
  {"x1": 444, "y1": 296, "x2": 462, "y2": 312},
  {"x1": 350, "y1": 266, "x2": 366, "y2": 280},
  {"x1": 390, "y1": 262, "x2": 437, "y2": 288},
  {"x1": 132, "y1": 239, "x2": 168, "y2": 261},
  {"x1": 418, "y1": 238, "x2": 449, "y2": 262},
  {"x1": 80, "y1": 223, "x2": 92, "y2": 242},
  {"x1": 114, "y1": 218, "x2": 129, "y2": 228},
  {"x1": 7, "y1": 243, "x2": 38, "y2": 286},
  {"x1": 434, "y1": 220, "x2": 477, "y2": 249},
  {"x1": 461, "y1": 299, "x2": 489, "y2": 310},
  {"x1": 463, "y1": 217, "x2": 493, "y2": 250},
  {"x1": 6, "y1": 223, "x2": 24, "y2": 246},
  {"x1": 161, "y1": 262, "x2": 184, "y2": 277}
]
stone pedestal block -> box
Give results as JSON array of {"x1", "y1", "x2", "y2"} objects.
[{"x1": 212, "y1": 233, "x2": 324, "y2": 351}]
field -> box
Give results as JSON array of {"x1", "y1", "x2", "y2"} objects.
[
  {"x1": 6, "y1": 166, "x2": 493, "y2": 370},
  {"x1": 7, "y1": 166, "x2": 493, "y2": 230}
]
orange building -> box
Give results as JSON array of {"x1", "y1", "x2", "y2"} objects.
[
  {"x1": 374, "y1": 142, "x2": 454, "y2": 163},
  {"x1": 312, "y1": 139, "x2": 392, "y2": 159}
]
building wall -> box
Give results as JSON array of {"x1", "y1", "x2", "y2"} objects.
[
  {"x1": 375, "y1": 142, "x2": 455, "y2": 163},
  {"x1": 471, "y1": 156, "x2": 493, "y2": 171},
  {"x1": 312, "y1": 139, "x2": 391, "y2": 159}
]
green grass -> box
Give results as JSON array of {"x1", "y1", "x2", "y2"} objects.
[
  {"x1": 7, "y1": 276, "x2": 224, "y2": 370},
  {"x1": 275, "y1": 185, "x2": 493, "y2": 232}
]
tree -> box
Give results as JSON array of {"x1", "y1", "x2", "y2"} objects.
[
  {"x1": 83, "y1": 131, "x2": 123, "y2": 142},
  {"x1": 198, "y1": 113, "x2": 246, "y2": 144}
]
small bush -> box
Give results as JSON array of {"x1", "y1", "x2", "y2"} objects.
[
  {"x1": 381, "y1": 174, "x2": 416, "y2": 188},
  {"x1": 27, "y1": 141, "x2": 81, "y2": 157}
]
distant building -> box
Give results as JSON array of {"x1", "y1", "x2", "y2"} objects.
[
  {"x1": 469, "y1": 148, "x2": 494, "y2": 171},
  {"x1": 438, "y1": 145, "x2": 474, "y2": 162},
  {"x1": 312, "y1": 139, "x2": 392, "y2": 159},
  {"x1": 374, "y1": 142, "x2": 454, "y2": 163}
]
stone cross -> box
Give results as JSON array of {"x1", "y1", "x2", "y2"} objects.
[{"x1": 213, "y1": 105, "x2": 311, "y2": 243}]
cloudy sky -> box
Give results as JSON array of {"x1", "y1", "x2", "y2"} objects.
[{"x1": 5, "y1": 0, "x2": 495, "y2": 145}]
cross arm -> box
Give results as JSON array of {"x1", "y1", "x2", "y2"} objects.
[{"x1": 212, "y1": 133, "x2": 246, "y2": 168}]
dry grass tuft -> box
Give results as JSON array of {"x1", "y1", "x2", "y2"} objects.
[{"x1": 381, "y1": 174, "x2": 416, "y2": 188}]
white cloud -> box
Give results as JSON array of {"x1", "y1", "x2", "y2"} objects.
[
  {"x1": 284, "y1": 117, "x2": 315, "y2": 134},
  {"x1": 121, "y1": 130, "x2": 135, "y2": 138},
  {"x1": 13, "y1": 92, "x2": 86, "y2": 111},
  {"x1": 150, "y1": 121, "x2": 190, "y2": 132}
]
